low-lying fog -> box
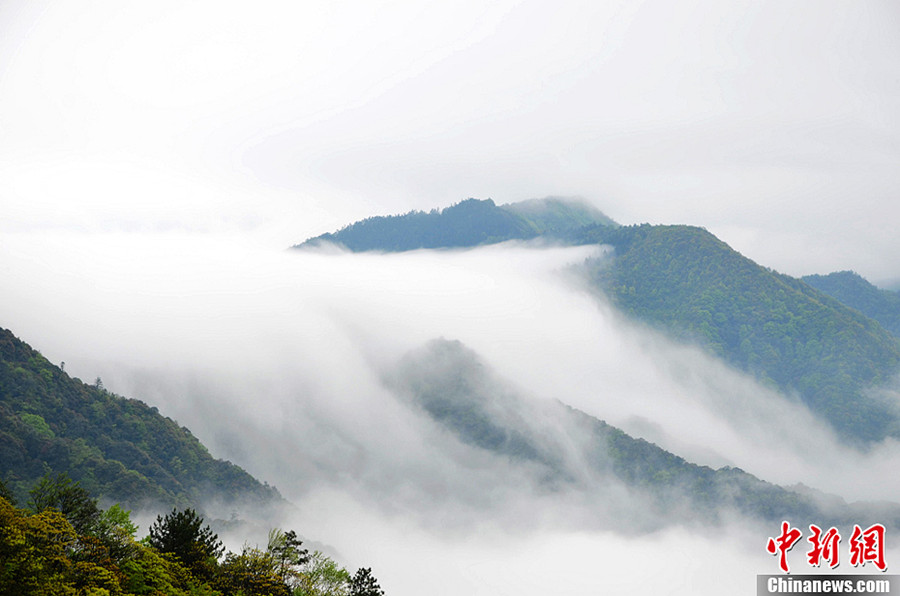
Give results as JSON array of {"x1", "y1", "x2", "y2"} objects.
[{"x1": 3, "y1": 231, "x2": 898, "y2": 594}]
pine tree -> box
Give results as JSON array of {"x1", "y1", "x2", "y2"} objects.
[
  {"x1": 349, "y1": 567, "x2": 385, "y2": 596},
  {"x1": 147, "y1": 507, "x2": 223, "y2": 579}
]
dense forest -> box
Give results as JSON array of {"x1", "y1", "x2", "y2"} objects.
[
  {"x1": 0, "y1": 475, "x2": 384, "y2": 596},
  {"x1": 0, "y1": 326, "x2": 282, "y2": 511}
]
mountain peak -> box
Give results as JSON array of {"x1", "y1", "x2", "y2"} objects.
[{"x1": 292, "y1": 196, "x2": 616, "y2": 252}]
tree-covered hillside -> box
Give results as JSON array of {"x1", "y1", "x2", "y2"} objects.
[
  {"x1": 385, "y1": 339, "x2": 899, "y2": 530},
  {"x1": 803, "y1": 271, "x2": 900, "y2": 338},
  {"x1": 293, "y1": 197, "x2": 615, "y2": 251},
  {"x1": 0, "y1": 326, "x2": 283, "y2": 510},
  {"x1": 0, "y1": 481, "x2": 383, "y2": 596},
  {"x1": 293, "y1": 199, "x2": 900, "y2": 445},
  {"x1": 578, "y1": 224, "x2": 900, "y2": 443}
]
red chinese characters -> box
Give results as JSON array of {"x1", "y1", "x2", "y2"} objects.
[
  {"x1": 767, "y1": 521, "x2": 888, "y2": 573},
  {"x1": 849, "y1": 524, "x2": 887, "y2": 571},
  {"x1": 767, "y1": 521, "x2": 803, "y2": 573},
  {"x1": 807, "y1": 525, "x2": 841, "y2": 569}
]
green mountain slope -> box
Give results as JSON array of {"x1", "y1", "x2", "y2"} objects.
[
  {"x1": 385, "y1": 339, "x2": 898, "y2": 529},
  {"x1": 803, "y1": 271, "x2": 900, "y2": 338},
  {"x1": 0, "y1": 326, "x2": 283, "y2": 509},
  {"x1": 293, "y1": 197, "x2": 615, "y2": 251},
  {"x1": 293, "y1": 199, "x2": 900, "y2": 444},
  {"x1": 579, "y1": 224, "x2": 900, "y2": 442}
]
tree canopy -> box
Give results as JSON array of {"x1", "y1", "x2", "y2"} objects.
[
  {"x1": 148, "y1": 507, "x2": 224, "y2": 579},
  {"x1": 0, "y1": 477, "x2": 386, "y2": 595}
]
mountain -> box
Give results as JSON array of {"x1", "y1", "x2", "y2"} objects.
[
  {"x1": 384, "y1": 339, "x2": 899, "y2": 530},
  {"x1": 294, "y1": 199, "x2": 900, "y2": 445},
  {"x1": 578, "y1": 224, "x2": 900, "y2": 443},
  {"x1": 802, "y1": 271, "x2": 900, "y2": 338},
  {"x1": 293, "y1": 196, "x2": 615, "y2": 251},
  {"x1": 0, "y1": 326, "x2": 283, "y2": 510}
]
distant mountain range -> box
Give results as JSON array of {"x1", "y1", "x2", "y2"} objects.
[
  {"x1": 0, "y1": 326, "x2": 282, "y2": 511},
  {"x1": 5, "y1": 194, "x2": 899, "y2": 533},
  {"x1": 386, "y1": 338, "x2": 900, "y2": 530},
  {"x1": 297, "y1": 197, "x2": 900, "y2": 445}
]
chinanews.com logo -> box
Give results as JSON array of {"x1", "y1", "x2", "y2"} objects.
[{"x1": 758, "y1": 521, "x2": 898, "y2": 595}]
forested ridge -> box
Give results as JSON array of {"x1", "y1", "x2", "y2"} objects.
[
  {"x1": 0, "y1": 326, "x2": 281, "y2": 510},
  {"x1": 387, "y1": 339, "x2": 900, "y2": 531},
  {"x1": 577, "y1": 224, "x2": 900, "y2": 443},
  {"x1": 296, "y1": 198, "x2": 900, "y2": 445}
]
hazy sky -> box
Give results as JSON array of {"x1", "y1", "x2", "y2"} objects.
[{"x1": 1, "y1": 0, "x2": 899, "y2": 281}]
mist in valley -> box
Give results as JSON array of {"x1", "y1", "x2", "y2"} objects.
[{"x1": 3, "y1": 231, "x2": 899, "y2": 594}]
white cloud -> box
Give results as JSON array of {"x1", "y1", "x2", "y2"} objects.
[
  {"x1": 1, "y1": 0, "x2": 898, "y2": 278},
  {"x1": 3, "y1": 233, "x2": 900, "y2": 595}
]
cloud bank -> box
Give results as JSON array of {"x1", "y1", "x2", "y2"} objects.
[{"x1": 2, "y1": 233, "x2": 900, "y2": 593}]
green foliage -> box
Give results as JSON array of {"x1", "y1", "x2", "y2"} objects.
[
  {"x1": 267, "y1": 528, "x2": 309, "y2": 588},
  {"x1": 294, "y1": 197, "x2": 615, "y2": 252},
  {"x1": 147, "y1": 508, "x2": 224, "y2": 580},
  {"x1": 94, "y1": 504, "x2": 140, "y2": 564},
  {"x1": 118, "y1": 547, "x2": 215, "y2": 596},
  {"x1": 2, "y1": 479, "x2": 381, "y2": 596},
  {"x1": 216, "y1": 546, "x2": 290, "y2": 596},
  {"x1": 19, "y1": 412, "x2": 55, "y2": 439},
  {"x1": 294, "y1": 551, "x2": 352, "y2": 596},
  {"x1": 803, "y1": 271, "x2": 900, "y2": 338},
  {"x1": 296, "y1": 198, "x2": 532, "y2": 251},
  {"x1": 0, "y1": 493, "x2": 219, "y2": 596},
  {"x1": 0, "y1": 495, "x2": 77, "y2": 595},
  {"x1": 28, "y1": 472, "x2": 101, "y2": 536},
  {"x1": 581, "y1": 225, "x2": 900, "y2": 442},
  {"x1": 0, "y1": 326, "x2": 282, "y2": 509}
]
